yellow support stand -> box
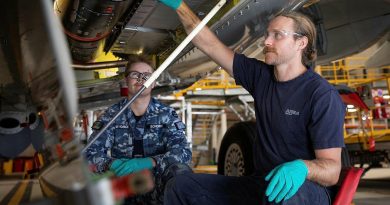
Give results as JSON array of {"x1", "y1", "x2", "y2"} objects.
[{"x1": 3, "y1": 160, "x2": 13, "y2": 174}]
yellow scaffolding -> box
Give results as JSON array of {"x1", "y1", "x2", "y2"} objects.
[
  {"x1": 176, "y1": 57, "x2": 390, "y2": 148},
  {"x1": 174, "y1": 69, "x2": 241, "y2": 98},
  {"x1": 316, "y1": 57, "x2": 390, "y2": 87}
]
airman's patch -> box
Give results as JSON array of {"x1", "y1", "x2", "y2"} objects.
[
  {"x1": 174, "y1": 121, "x2": 186, "y2": 130},
  {"x1": 92, "y1": 121, "x2": 103, "y2": 130}
]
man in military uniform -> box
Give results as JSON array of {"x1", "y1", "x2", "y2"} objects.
[{"x1": 84, "y1": 55, "x2": 192, "y2": 204}]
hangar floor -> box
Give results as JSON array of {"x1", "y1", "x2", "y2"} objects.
[
  {"x1": 354, "y1": 167, "x2": 390, "y2": 205},
  {"x1": 1, "y1": 167, "x2": 389, "y2": 204}
]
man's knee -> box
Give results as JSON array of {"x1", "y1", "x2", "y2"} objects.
[
  {"x1": 164, "y1": 172, "x2": 197, "y2": 204},
  {"x1": 162, "y1": 163, "x2": 193, "y2": 186},
  {"x1": 282, "y1": 181, "x2": 330, "y2": 205},
  {"x1": 165, "y1": 173, "x2": 188, "y2": 192}
]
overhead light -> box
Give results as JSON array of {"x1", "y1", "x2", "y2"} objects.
[
  {"x1": 347, "y1": 108, "x2": 357, "y2": 113},
  {"x1": 195, "y1": 88, "x2": 202, "y2": 91},
  {"x1": 347, "y1": 105, "x2": 355, "y2": 109},
  {"x1": 383, "y1": 95, "x2": 390, "y2": 99}
]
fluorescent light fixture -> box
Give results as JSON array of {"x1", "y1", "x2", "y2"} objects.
[{"x1": 347, "y1": 108, "x2": 357, "y2": 113}]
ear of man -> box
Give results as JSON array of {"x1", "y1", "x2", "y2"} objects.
[{"x1": 299, "y1": 36, "x2": 308, "y2": 50}]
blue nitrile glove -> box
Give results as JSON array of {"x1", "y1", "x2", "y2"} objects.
[
  {"x1": 110, "y1": 159, "x2": 126, "y2": 171},
  {"x1": 159, "y1": 0, "x2": 182, "y2": 10},
  {"x1": 265, "y1": 160, "x2": 308, "y2": 203},
  {"x1": 112, "y1": 158, "x2": 153, "y2": 177}
]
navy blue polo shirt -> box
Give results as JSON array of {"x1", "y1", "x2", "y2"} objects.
[{"x1": 233, "y1": 53, "x2": 345, "y2": 175}]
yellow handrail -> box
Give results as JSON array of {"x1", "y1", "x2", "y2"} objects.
[
  {"x1": 174, "y1": 69, "x2": 241, "y2": 97},
  {"x1": 316, "y1": 57, "x2": 390, "y2": 87}
]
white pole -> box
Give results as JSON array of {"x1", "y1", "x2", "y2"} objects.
[
  {"x1": 217, "y1": 110, "x2": 227, "y2": 161},
  {"x1": 186, "y1": 102, "x2": 193, "y2": 150},
  {"x1": 143, "y1": 0, "x2": 227, "y2": 88},
  {"x1": 211, "y1": 118, "x2": 218, "y2": 163}
]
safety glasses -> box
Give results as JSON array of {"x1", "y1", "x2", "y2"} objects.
[
  {"x1": 264, "y1": 29, "x2": 303, "y2": 41},
  {"x1": 126, "y1": 71, "x2": 152, "y2": 81}
]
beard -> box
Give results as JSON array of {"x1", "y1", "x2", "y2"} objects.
[
  {"x1": 263, "y1": 47, "x2": 291, "y2": 65},
  {"x1": 263, "y1": 47, "x2": 278, "y2": 65}
]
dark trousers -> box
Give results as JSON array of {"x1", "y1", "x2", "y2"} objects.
[
  {"x1": 123, "y1": 163, "x2": 193, "y2": 205},
  {"x1": 164, "y1": 173, "x2": 331, "y2": 205}
]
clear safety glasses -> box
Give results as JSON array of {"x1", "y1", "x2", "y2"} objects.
[
  {"x1": 264, "y1": 29, "x2": 303, "y2": 41},
  {"x1": 126, "y1": 71, "x2": 152, "y2": 81}
]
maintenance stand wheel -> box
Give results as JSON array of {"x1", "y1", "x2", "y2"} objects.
[{"x1": 218, "y1": 121, "x2": 256, "y2": 176}]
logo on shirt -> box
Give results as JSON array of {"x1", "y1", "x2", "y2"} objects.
[{"x1": 285, "y1": 109, "x2": 300, "y2": 116}]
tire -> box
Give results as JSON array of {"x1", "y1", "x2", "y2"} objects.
[
  {"x1": 341, "y1": 147, "x2": 351, "y2": 167},
  {"x1": 217, "y1": 121, "x2": 256, "y2": 176}
]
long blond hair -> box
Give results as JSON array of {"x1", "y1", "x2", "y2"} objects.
[{"x1": 278, "y1": 12, "x2": 317, "y2": 66}]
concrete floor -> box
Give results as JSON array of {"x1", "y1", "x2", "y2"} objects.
[
  {"x1": 354, "y1": 167, "x2": 390, "y2": 205},
  {"x1": 1, "y1": 167, "x2": 389, "y2": 204},
  {"x1": 0, "y1": 179, "x2": 42, "y2": 204}
]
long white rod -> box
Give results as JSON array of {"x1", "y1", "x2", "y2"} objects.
[{"x1": 143, "y1": 0, "x2": 227, "y2": 88}]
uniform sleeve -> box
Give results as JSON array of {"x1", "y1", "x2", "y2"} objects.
[
  {"x1": 233, "y1": 53, "x2": 267, "y2": 94},
  {"x1": 83, "y1": 108, "x2": 116, "y2": 173},
  {"x1": 309, "y1": 89, "x2": 346, "y2": 149},
  {"x1": 152, "y1": 108, "x2": 192, "y2": 175}
]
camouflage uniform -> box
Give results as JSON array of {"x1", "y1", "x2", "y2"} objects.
[{"x1": 85, "y1": 98, "x2": 192, "y2": 204}]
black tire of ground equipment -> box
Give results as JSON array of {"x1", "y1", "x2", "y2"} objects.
[
  {"x1": 217, "y1": 121, "x2": 256, "y2": 176},
  {"x1": 341, "y1": 147, "x2": 352, "y2": 167}
]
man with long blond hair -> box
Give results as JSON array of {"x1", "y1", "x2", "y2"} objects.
[{"x1": 159, "y1": 1, "x2": 345, "y2": 204}]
